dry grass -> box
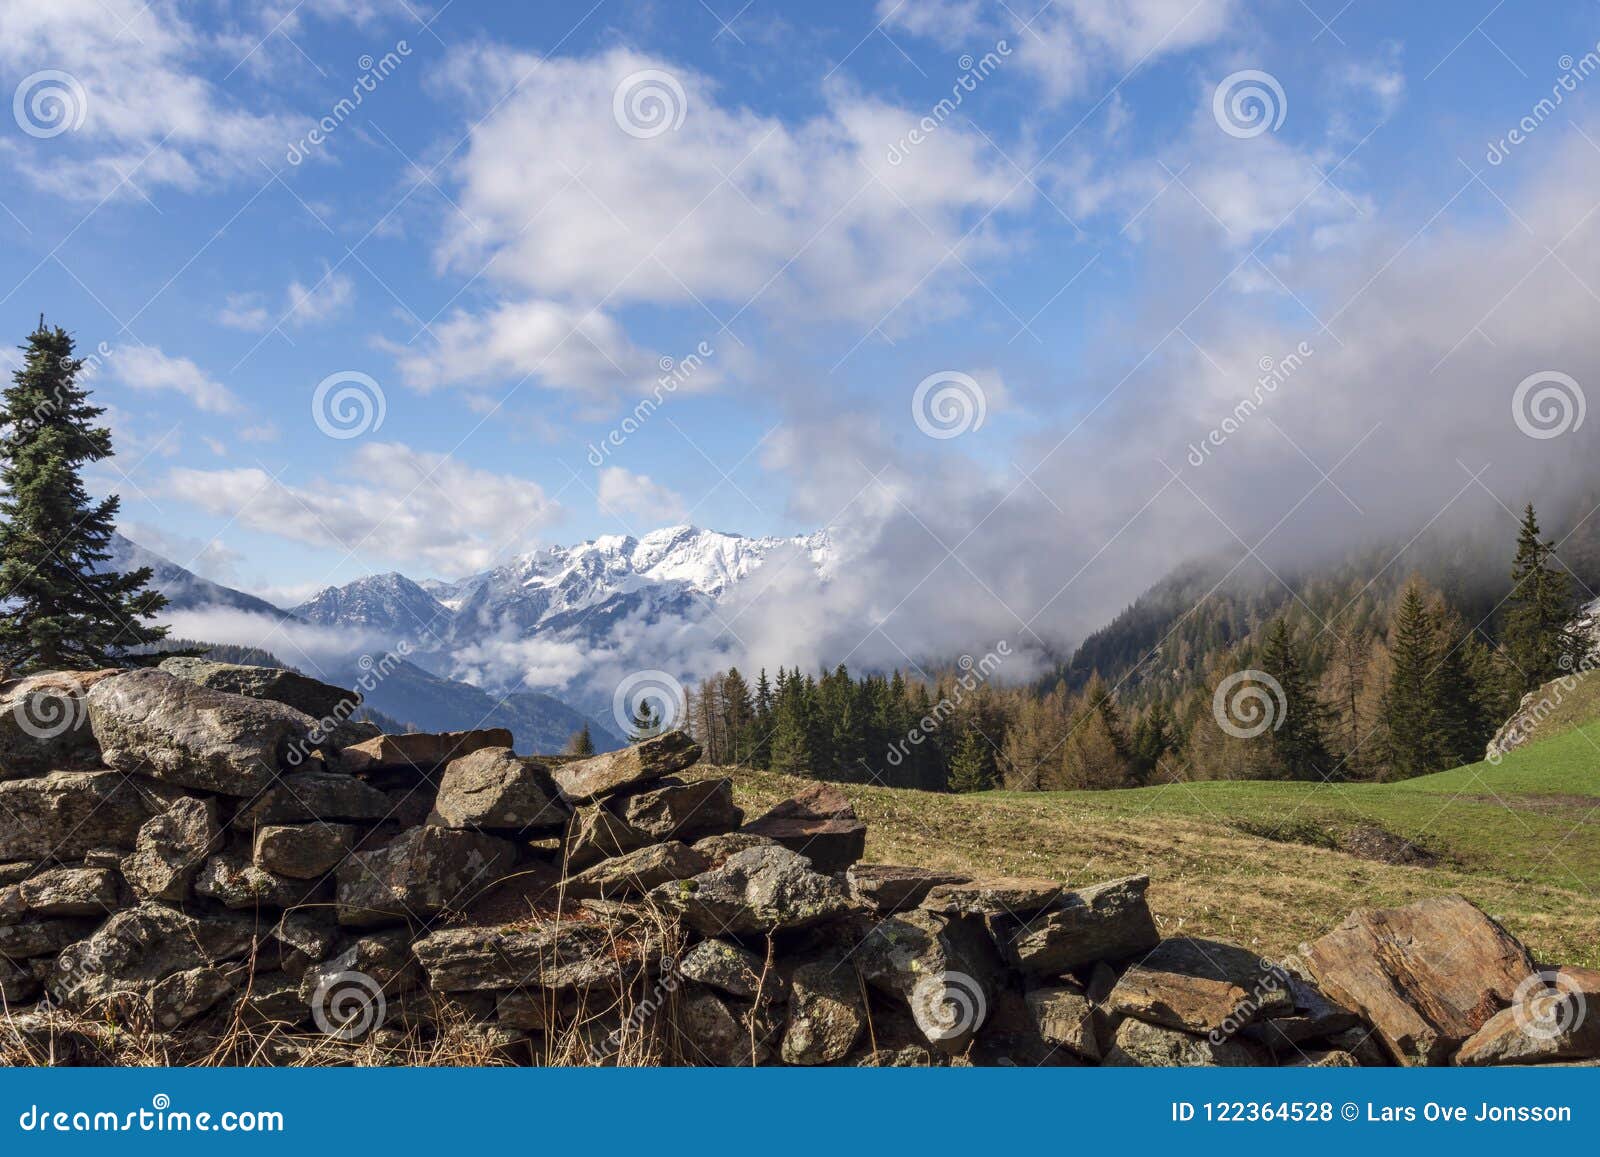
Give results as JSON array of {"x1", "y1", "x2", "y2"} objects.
[{"x1": 698, "y1": 765, "x2": 1600, "y2": 969}]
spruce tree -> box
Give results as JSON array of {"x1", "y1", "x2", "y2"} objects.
[
  {"x1": 946, "y1": 727, "x2": 993, "y2": 792},
  {"x1": 564, "y1": 722, "x2": 596, "y2": 756},
  {"x1": 1383, "y1": 584, "x2": 1437, "y2": 779},
  {"x1": 0, "y1": 320, "x2": 167, "y2": 674},
  {"x1": 1427, "y1": 609, "x2": 1490, "y2": 769},
  {"x1": 1258, "y1": 618, "x2": 1332, "y2": 780},
  {"x1": 1503, "y1": 504, "x2": 1581, "y2": 691}
]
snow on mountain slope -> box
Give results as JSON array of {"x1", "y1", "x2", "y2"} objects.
[{"x1": 293, "y1": 572, "x2": 452, "y2": 639}]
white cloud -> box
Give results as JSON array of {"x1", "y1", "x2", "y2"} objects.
[
  {"x1": 596, "y1": 467, "x2": 688, "y2": 525},
  {"x1": 286, "y1": 266, "x2": 356, "y2": 327},
  {"x1": 430, "y1": 46, "x2": 1026, "y2": 326},
  {"x1": 217, "y1": 294, "x2": 272, "y2": 332},
  {"x1": 114, "y1": 345, "x2": 240, "y2": 414},
  {"x1": 0, "y1": 0, "x2": 296, "y2": 199},
  {"x1": 164, "y1": 442, "x2": 562, "y2": 573},
  {"x1": 392, "y1": 299, "x2": 676, "y2": 398}
]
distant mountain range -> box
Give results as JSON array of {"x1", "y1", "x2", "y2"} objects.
[{"x1": 103, "y1": 526, "x2": 835, "y2": 749}]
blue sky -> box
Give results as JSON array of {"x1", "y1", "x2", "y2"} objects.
[{"x1": 4, "y1": 0, "x2": 1600, "y2": 645}]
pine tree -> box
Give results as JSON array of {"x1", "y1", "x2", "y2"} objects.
[
  {"x1": 1427, "y1": 608, "x2": 1490, "y2": 769},
  {"x1": 1258, "y1": 618, "x2": 1332, "y2": 780},
  {"x1": 628, "y1": 702, "x2": 662, "y2": 742},
  {"x1": 1503, "y1": 504, "x2": 1581, "y2": 691},
  {"x1": 1383, "y1": 583, "x2": 1437, "y2": 779},
  {"x1": 946, "y1": 727, "x2": 993, "y2": 792},
  {"x1": 564, "y1": 723, "x2": 595, "y2": 756},
  {"x1": 0, "y1": 321, "x2": 167, "y2": 675}
]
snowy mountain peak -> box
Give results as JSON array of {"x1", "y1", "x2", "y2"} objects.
[{"x1": 293, "y1": 571, "x2": 452, "y2": 635}]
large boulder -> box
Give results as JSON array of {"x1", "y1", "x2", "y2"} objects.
[
  {"x1": 336, "y1": 827, "x2": 517, "y2": 926},
  {"x1": 1454, "y1": 972, "x2": 1600, "y2": 1065},
  {"x1": 339, "y1": 729, "x2": 513, "y2": 775},
  {"x1": 0, "y1": 670, "x2": 118, "y2": 777},
  {"x1": 121, "y1": 796, "x2": 218, "y2": 902},
  {"x1": 50, "y1": 903, "x2": 257, "y2": 1009},
  {"x1": 0, "y1": 771, "x2": 176, "y2": 860},
  {"x1": 1108, "y1": 937, "x2": 1293, "y2": 1035},
  {"x1": 742, "y1": 782, "x2": 866, "y2": 874},
  {"x1": 549, "y1": 731, "x2": 701, "y2": 803},
  {"x1": 1026, "y1": 986, "x2": 1101, "y2": 1061},
  {"x1": 1301, "y1": 895, "x2": 1537, "y2": 1066},
  {"x1": 563, "y1": 804, "x2": 653, "y2": 869},
  {"x1": 610, "y1": 777, "x2": 741, "y2": 842},
  {"x1": 997, "y1": 875, "x2": 1160, "y2": 976},
  {"x1": 431, "y1": 747, "x2": 568, "y2": 834},
  {"x1": 679, "y1": 989, "x2": 772, "y2": 1066},
  {"x1": 852, "y1": 908, "x2": 1002, "y2": 1051},
  {"x1": 921, "y1": 876, "x2": 1062, "y2": 918},
  {"x1": 157, "y1": 657, "x2": 357, "y2": 722},
  {"x1": 413, "y1": 919, "x2": 662, "y2": 992},
  {"x1": 87, "y1": 669, "x2": 315, "y2": 795},
  {"x1": 563, "y1": 842, "x2": 709, "y2": 899},
  {"x1": 650, "y1": 844, "x2": 853, "y2": 936}
]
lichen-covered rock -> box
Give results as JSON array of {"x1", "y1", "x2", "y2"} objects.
[
  {"x1": 336, "y1": 827, "x2": 516, "y2": 927},
  {"x1": 564, "y1": 803, "x2": 652, "y2": 869},
  {"x1": 16, "y1": 867, "x2": 119, "y2": 916},
  {"x1": 253, "y1": 823, "x2": 363, "y2": 879},
  {"x1": 339, "y1": 729, "x2": 513, "y2": 775},
  {"x1": 651, "y1": 844, "x2": 853, "y2": 936},
  {"x1": 852, "y1": 908, "x2": 1001, "y2": 1051},
  {"x1": 680, "y1": 989, "x2": 772, "y2": 1066},
  {"x1": 1103, "y1": 1017, "x2": 1267, "y2": 1067},
  {"x1": 150, "y1": 966, "x2": 234, "y2": 1029},
  {"x1": 921, "y1": 876, "x2": 1063, "y2": 918},
  {"x1": 1108, "y1": 937, "x2": 1294, "y2": 1035},
  {"x1": 549, "y1": 731, "x2": 701, "y2": 803},
  {"x1": 612, "y1": 777, "x2": 741, "y2": 842},
  {"x1": 998, "y1": 875, "x2": 1160, "y2": 975},
  {"x1": 678, "y1": 938, "x2": 768, "y2": 999},
  {"x1": 298, "y1": 928, "x2": 421, "y2": 1005},
  {"x1": 743, "y1": 782, "x2": 866, "y2": 873},
  {"x1": 0, "y1": 917, "x2": 95, "y2": 959},
  {"x1": 121, "y1": 796, "x2": 218, "y2": 902},
  {"x1": 236, "y1": 771, "x2": 393, "y2": 825},
  {"x1": 564, "y1": 842, "x2": 709, "y2": 899},
  {"x1": 690, "y1": 831, "x2": 778, "y2": 864},
  {"x1": 50, "y1": 903, "x2": 257, "y2": 1009},
  {"x1": 847, "y1": 864, "x2": 971, "y2": 913},
  {"x1": 781, "y1": 959, "x2": 864, "y2": 1065},
  {"x1": 431, "y1": 747, "x2": 568, "y2": 834},
  {"x1": 413, "y1": 919, "x2": 661, "y2": 992},
  {"x1": 195, "y1": 852, "x2": 328, "y2": 910},
  {"x1": 0, "y1": 771, "x2": 175, "y2": 860},
  {"x1": 87, "y1": 670, "x2": 316, "y2": 795},
  {"x1": 0, "y1": 670, "x2": 118, "y2": 777}
]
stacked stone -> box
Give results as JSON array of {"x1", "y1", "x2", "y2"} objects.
[{"x1": 3, "y1": 661, "x2": 1599, "y2": 1068}]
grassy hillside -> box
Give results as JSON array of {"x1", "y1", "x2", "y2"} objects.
[{"x1": 702, "y1": 719, "x2": 1600, "y2": 969}]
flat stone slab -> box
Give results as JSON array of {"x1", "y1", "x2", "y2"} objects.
[
  {"x1": 413, "y1": 920, "x2": 662, "y2": 991},
  {"x1": 920, "y1": 876, "x2": 1061, "y2": 918},
  {"x1": 1108, "y1": 937, "x2": 1294, "y2": 1034},
  {"x1": 847, "y1": 864, "x2": 972, "y2": 913},
  {"x1": 742, "y1": 783, "x2": 866, "y2": 874},
  {"x1": 340, "y1": 729, "x2": 514, "y2": 774},
  {"x1": 997, "y1": 875, "x2": 1160, "y2": 975},
  {"x1": 549, "y1": 731, "x2": 701, "y2": 803},
  {"x1": 563, "y1": 842, "x2": 710, "y2": 900}
]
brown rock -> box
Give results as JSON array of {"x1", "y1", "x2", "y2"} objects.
[
  {"x1": 1108, "y1": 937, "x2": 1293, "y2": 1035},
  {"x1": 253, "y1": 823, "x2": 364, "y2": 879},
  {"x1": 1026, "y1": 986, "x2": 1101, "y2": 1060},
  {"x1": 339, "y1": 729, "x2": 514, "y2": 775},
  {"x1": 1456, "y1": 972, "x2": 1600, "y2": 1065},
  {"x1": 431, "y1": 747, "x2": 568, "y2": 834},
  {"x1": 847, "y1": 864, "x2": 972, "y2": 913},
  {"x1": 612, "y1": 776, "x2": 741, "y2": 842},
  {"x1": 921, "y1": 876, "x2": 1061, "y2": 918},
  {"x1": 689, "y1": 831, "x2": 777, "y2": 864},
  {"x1": 742, "y1": 782, "x2": 866, "y2": 873},
  {"x1": 782, "y1": 959, "x2": 865, "y2": 1065},
  {"x1": 236, "y1": 771, "x2": 393, "y2": 825},
  {"x1": 549, "y1": 731, "x2": 701, "y2": 803},
  {"x1": 1243, "y1": 974, "x2": 1363, "y2": 1052},
  {"x1": 1103, "y1": 1017, "x2": 1267, "y2": 1067},
  {"x1": 0, "y1": 771, "x2": 176, "y2": 860},
  {"x1": 1301, "y1": 895, "x2": 1537, "y2": 1066},
  {"x1": 997, "y1": 874, "x2": 1160, "y2": 975},
  {"x1": 336, "y1": 827, "x2": 517, "y2": 927},
  {"x1": 649, "y1": 844, "x2": 852, "y2": 936},
  {"x1": 0, "y1": 669, "x2": 117, "y2": 776},
  {"x1": 564, "y1": 842, "x2": 710, "y2": 899},
  {"x1": 562, "y1": 803, "x2": 652, "y2": 870}
]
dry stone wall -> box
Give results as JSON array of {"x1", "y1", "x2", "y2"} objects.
[{"x1": 1, "y1": 660, "x2": 1597, "y2": 1067}]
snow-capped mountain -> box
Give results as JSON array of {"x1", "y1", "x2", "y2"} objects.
[
  {"x1": 292, "y1": 572, "x2": 452, "y2": 638},
  {"x1": 298, "y1": 525, "x2": 834, "y2": 663}
]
